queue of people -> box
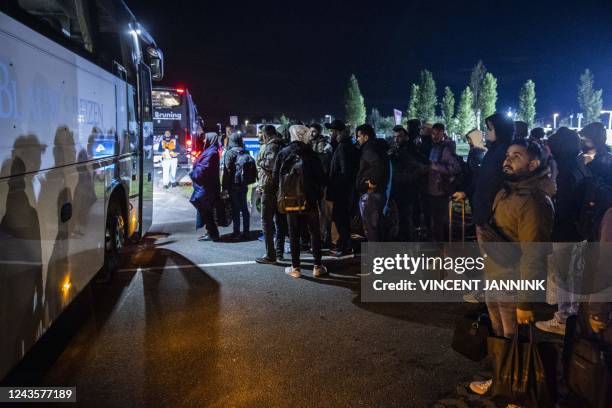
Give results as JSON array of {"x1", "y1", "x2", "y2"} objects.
[{"x1": 189, "y1": 115, "x2": 611, "y2": 406}]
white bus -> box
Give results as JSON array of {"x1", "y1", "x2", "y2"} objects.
[{"x1": 0, "y1": 0, "x2": 164, "y2": 378}]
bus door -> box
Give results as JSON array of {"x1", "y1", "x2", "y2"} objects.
[{"x1": 138, "y1": 63, "x2": 154, "y2": 236}]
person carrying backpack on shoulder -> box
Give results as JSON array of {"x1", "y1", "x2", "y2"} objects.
[
  {"x1": 222, "y1": 133, "x2": 257, "y2": 240},
  {"x1": 273, "y1": 125, "x2": 327, "y2": 278}
]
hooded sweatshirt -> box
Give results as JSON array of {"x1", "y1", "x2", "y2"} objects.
[{"x1": 222, "y1": 133, "x2": 247, "y2": 190}]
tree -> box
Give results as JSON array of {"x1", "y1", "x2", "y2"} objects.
[
  {"x1": 518, "y1": 79, "x2": 536, "y2": 127},
  {"x1": 469, "y1": 60, "x2": 487, "y2": 112},
  {"x1": 416, "y1": 70, "x2": 437, "y2": 123},
  {"x1": 378, "y1": 116, "x2": 395, "y2": 136},
  {"x1": 368, "y1": 108, "x2": 381, "y2": 132},
  {"x1": 578, "y1": 69, "x2": 603, "y2": 124},
  {"x1": 457, "y1": 87, "x2": 476, "y2": 137},
  {"x1": 441, "y1": 86, "x2": 456, "y2": 135},
  {"x1": 279, "y1": 114, "x2": 290, "y2": 126},
  {"x1": 406, "y1": 83, "x2": 419, "y2": 119},
  {"x1": 478, "y1": 72, "x2": 498, "y2": 126},
  {"x1": 345, "y1": 74, "x2": 366, "y2": 126}
]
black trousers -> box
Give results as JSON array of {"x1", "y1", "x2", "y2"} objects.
[
  {"x1": 332, "y1": 198, "x2": 352, "y2": 250},
  {"x1": 396, "y1": 200, "x2": 414, "y2": 242},
  {"x1": 428, "y1": 195, "x2": 449, "y2": 242},
  {"x1": 287, "y1": 207, "x2": 322, "y2": 268},
  {"x1": 261, "y1": 190, "x2": 287, "y2": 259},
  {"x1": 196, "y1": 206, "x2": 219, "y2": 239}
]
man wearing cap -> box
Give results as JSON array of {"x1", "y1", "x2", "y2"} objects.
[{"x1": 326, "y1": 120, "x2": 360, "y2": 257}]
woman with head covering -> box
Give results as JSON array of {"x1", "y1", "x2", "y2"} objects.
[
  {"x1": 190, "y1": 132, "x2": 221, "y2": 241},
  {"x1": 464, "y1": 129, "x2": 487, "y2": 204}
]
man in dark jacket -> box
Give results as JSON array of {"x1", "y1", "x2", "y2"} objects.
[
  {"x1": 222, "y1": 133, "x2": 250, "y2": 240},
  {"x1": 255, "y1": 125, "x2": 287, "y2": 264},
  {"x1": 427, "y1": 123, "x2": 462, "y2": 242},
  {"x1": 310, "y1": 123, "x2": 334, "y2": 248},
  {"x1": 326, "y1": 120, "x2": 359, "y2": 257},
  {"x1": 273, "y1": 125, "x2": 326, "y2": 278},
  {"x1": 390, "y1": 125, "x2": 429, "y2": 241},
  {"x1": 580, "y1": 121, "x2": 612, "y2": 184},
  {"x1": 534, "y1": 128, "x2": 589, "y2": 335},
  {"x1": 190, "y1": 132, "x2": 221, "y2": 241},
  {"x1": 356, "y1": 124, "x2": 390, "y2": 242},
  {"x1": 472, "y1": 113, "x2": 515, "y2": 228}
]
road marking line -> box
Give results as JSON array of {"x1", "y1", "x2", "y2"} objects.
[{"x1": 118, "y1": 255, "x2": 359, "y2": 273}]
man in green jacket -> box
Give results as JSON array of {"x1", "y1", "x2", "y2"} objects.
[{"x1": 470, "y1": 140, "x2": 555, "y2": 397}]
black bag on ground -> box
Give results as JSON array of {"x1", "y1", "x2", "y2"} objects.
[
  {"x1": 213, "y1": 196, "x2": 232, "y2": 227},
  {"x1": 234, "y1": 150, "x2": 257, "y2": 186},
  {"x1": 277, "y1": 152, "x2": 307, "y2": 213},
  {"x1": 566, "y1": 323, "x2": 612, "y2": 408},
  {"x1": 451, "y1": 307, "x2": 490, "y2": 362},
  {"x1": 488, "y1": 325, "x2": 557, "y2": 407}
]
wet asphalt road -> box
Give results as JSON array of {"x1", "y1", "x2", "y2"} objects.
[{"x1": 2, "y1": 181, "x2": 502, "y2": 407}]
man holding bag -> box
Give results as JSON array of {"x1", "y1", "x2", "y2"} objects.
[{"x1": 469, "y1": 140, "x2": 555, "y2": 401}]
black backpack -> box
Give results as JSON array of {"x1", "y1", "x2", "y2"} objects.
[
  {"x1": 577, "y1": 175, "x2": 612, "y2": 240},
  {"x1": 234, "y1": 150, "x2": 257, "y2": 186},
  {"x1": 277, "y1": 151, "x2": 307, "y2": 213}
]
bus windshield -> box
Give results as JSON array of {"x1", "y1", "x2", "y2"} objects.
[{"x1": 153, "y1": 90, "x2": 182, "y2": 108}]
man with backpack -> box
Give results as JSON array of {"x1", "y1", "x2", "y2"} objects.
[
  {"x1": 255, "y1": 125, "x2": 287, "y2": 264},
  {"x1": 273, "y1": 125, "x2": 327, "y2": 278},
  {"x1": 222, "y1": 133, "x2": 257, "y2": 240},
  {"x1": 390, "y1": 125, "x2": 429, "y2": 241},
  {"x1": 426, "y1": 123, "x2": 462, "y2": 242}
]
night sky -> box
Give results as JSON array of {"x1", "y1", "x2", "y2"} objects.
[{"x1": 129, "y1": 0, "x2": 612, "y2": 127}]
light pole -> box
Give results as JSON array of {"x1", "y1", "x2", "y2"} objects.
[
  {"x1": 324, "y1": 114, "x2": 332, "y2": 124},
  {"x1": 600, "y1": 110, "x2": 612, "y2": 130},
  {"x1": 577, "y1": 113, "x2": 584, "y2": 129},
  {"x1": 553, "y1": 113, "x2": 559, "y2": 129},
  {"x1": 507, "y1": 108, "x2": 513, "y2": 119},
  {"x1": 569, "y1": 114, "x2": 574, "y2": 128}
]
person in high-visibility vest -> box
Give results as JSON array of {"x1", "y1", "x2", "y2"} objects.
[{"x1": 160, "y1": 130, "x2": 179, "y2": 188}]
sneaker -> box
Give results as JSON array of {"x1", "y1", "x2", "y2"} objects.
[
  {"x1": 198, "y1": 234, "x2": 219, "y2": 242},
  {"x1": 285, "y1": 266, "x2": 301, "y2": 278},
  {"x1": 535, "y1": 317, "x2": 566, "y2": 335},
  {"x1": 469, "y1": 379, "x2": 492, "y2": 396},
  {"x1": 276, "y1": 253, "x2": 285, "y2": 261},
  {"x1": 331, "y1": 248, "x2": 354, "y2": 259},
  {"x1": 313, "y1": 265, "x2": 328, "y2": 278},
  {"x1": 463, "y1": 290, "x2": 485, "y2": 304},
  {"x1": 255, "y1": 256, "x2": 276, "y2": 265}
]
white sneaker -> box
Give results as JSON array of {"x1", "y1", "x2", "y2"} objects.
[
  {"x1": 313, "y1": 265, "x2": 328, "y2": 278},
  {"x1": 535, "y1": 317, "x2": 566, "y2": 335},
  {"x1": 469, "y1": 379, "x2": 492, "y2": 396},
  {"x1": 285, "y1": 266, "x2": 301, "y2": 278}
]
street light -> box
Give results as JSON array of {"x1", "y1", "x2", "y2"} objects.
[
  {"x1": 245, "y1": 120, "x2": 249, "y2": 126},
  {"x1": 553, "y1": 113, "x2": 559, "y2": 129},
  {"x1": 324, "y1": 114, "x2": 332, "y2": 124},
  {"x1": 569, "y1": 114, "x2": 574, "y2": 128},
  {"x1": 577, "y1": 113, "x2": 584, "y2": 129},
  {"x1": 507, "y1": 109, "x2": 513, "y2": 118}
]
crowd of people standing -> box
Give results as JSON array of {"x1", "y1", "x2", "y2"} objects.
[{"x1": 187, "y1": 114, "x2": 612, "y2": 406}]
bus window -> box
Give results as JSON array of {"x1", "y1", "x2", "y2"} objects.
[
  {"x1": 152, "y1": 91, "x2": 182, "y2": 108},
  {"x1": 16, "y1": 0, "x2": 94, "y2": 52}
]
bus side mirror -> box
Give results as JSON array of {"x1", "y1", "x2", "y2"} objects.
[{"x1": 147, "y1": 47, "x2": 164, "y2": 81}]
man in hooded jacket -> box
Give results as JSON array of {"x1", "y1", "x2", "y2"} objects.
[
  {"x1": 222, "y1": 133, "x2": 251, "y2": 239},
  {"x1": 273, "y1": 125, "x2": 327, "y2": 278}
]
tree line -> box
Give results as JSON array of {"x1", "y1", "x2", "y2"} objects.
[{"x1": 342, "y1": 61, "x2": 604, "y2": 139}]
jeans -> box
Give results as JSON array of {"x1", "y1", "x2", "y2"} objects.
[
  {"x1": 552, "y1": 241, "x2": 586, "y2": 323},
  {"x1": 332, "y1": 199, "x2": 352, "y2": 251},
  {"x1": 161, "y1": 157, "x2": 177, "y2": 186},
  {"x1": 196, "y1": 206, "x2": 219, "y2": 239},
  {"x1": 486, "y1": 297, "x2": 518, "y2": 338},
  {"x1": 359, "y1": 193, "x2": 385, "y2": 242},
  {"x1": 261, "y1": 190, "x2": 287, "y2": 259},
  {"x1": 287, "y1": 208, "x2": 322, "y2": 268},
  {"x1": 230, "y1": 185, "x2": 249, "y2": 235},
  {"x1": 427, "y1": 195, "x2": 449, "y2": 242}
]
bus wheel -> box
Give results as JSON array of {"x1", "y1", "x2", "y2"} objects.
[{"x1": 99, "y1": 200, "x2": 125, "y2": 282}]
